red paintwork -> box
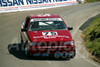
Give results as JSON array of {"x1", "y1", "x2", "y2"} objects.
[
  {"x1": 27, "y1": 14, "x2": 72, "y2": 42},
  {"x1": 30, "y1": 14, "x2": 61, "y2": 18},
  {"x1": 27, "y1": 30, "x2": 72, "y2": 42}
]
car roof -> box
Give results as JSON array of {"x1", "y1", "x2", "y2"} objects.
[{"x1": 30, "y1": 14, "x2": 61, "y2": 18}]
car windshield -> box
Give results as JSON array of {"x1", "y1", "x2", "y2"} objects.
[{"x1": 28, "y1": 19, "x2": 67, "y2": 31}]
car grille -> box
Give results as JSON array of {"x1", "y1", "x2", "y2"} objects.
[{"x1": 32, "y1": 41, "x2": 73, "y2": 52}]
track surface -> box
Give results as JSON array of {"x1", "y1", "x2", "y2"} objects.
[{"x1": 0, "y1": 2, "x2": 100, "y2": 67}]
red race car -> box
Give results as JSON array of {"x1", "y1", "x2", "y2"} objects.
[{"x1": 21, "y1": 14, "x2": 76, "y2": 59}]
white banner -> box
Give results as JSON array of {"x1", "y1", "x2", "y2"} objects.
[{"x1": 0, "y1": 0, "x2": 78, "y2": 13}]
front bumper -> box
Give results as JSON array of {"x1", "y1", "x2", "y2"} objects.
[{"x1": 28, "y1": 46, "x2": 75, "y2": 57}]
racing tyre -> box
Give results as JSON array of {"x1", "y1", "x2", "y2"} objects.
[
  {"x1": 70, "y1": 50, "x2": 76, "y2": 58},
  {"x1": 25, "y1": 47, "x2": 31, "y2": 57},
  {"x1": 20, "y1": 37, "x2": 25, "y2": 51}
]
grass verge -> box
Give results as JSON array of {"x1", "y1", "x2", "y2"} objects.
[
  {"x1": 85, "y1": 0, "x2": 100, "y2": 3},
  {"x1": 83, "y1": 16, "x2": 100, "y2": 58}
]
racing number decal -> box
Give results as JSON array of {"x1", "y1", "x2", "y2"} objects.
[{"x1": 42, "y1": 32, "x2": 58, "y2": 36}]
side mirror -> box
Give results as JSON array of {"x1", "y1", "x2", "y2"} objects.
[
  {"x1": 21, "y1": 28, "x2": 27, "y2": 32},
  {"x1": 68, "y1": 27, "x2": 73, "y2": 30}
]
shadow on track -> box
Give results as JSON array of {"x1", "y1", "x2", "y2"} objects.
[{"x1": 8, "y1": 43, "x2": 70, "y2": 61}]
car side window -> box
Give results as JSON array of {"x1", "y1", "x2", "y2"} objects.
[{"x1": 24, "y1": 16, "x2": 30, "y2": 29}]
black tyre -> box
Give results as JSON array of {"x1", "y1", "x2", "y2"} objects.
[
  {"x1": 70, "y1": 49, "x2": 76, "y2": 58},
  {"x1": 24, "y1": 47, "x2": 31, "y2": 57}
]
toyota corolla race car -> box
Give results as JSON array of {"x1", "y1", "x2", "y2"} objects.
[{"x1": 21, "y1": 14, "x2": 76, "y2": 59}]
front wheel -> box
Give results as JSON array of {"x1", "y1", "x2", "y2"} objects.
[
  {"x1": 24, "y1": 47, "x2": 31, "y2": 57},
  {"x1": 70, "y1": 50, "x2": 76, "y2": 58}
]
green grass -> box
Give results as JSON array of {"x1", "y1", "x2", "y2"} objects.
[
  {"x1": 83, "y1": 16, "x2": 100, "y2": 57},
  {"x1": 85, "y1": 0, "x2": 100, "y2": 3}
]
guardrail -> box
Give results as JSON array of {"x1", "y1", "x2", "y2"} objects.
[{"x1": 0, "y1": 0, "x2": 78, "y2": 13}]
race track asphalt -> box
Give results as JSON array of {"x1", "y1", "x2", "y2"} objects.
[{"x1": 0, "y1": 2, "x2": 100, "y2": 67}]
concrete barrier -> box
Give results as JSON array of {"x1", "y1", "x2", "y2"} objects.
[{"x1": 0, "y1": 0, "x2": 78, "y2": 13}]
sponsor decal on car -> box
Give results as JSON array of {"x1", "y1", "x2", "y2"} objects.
[
  {"x1": 30, "y1": 18, "x2": 63, "y2": 22},
  {"x1": 33, "y1": 35, "x2": 69, "y2": 39}
]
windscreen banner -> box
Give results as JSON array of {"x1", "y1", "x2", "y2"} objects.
[{"x1": 0, "y1": 0, "x2": 78, "y2": 13}]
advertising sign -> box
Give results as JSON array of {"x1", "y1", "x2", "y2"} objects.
[{"x1": 0, "y1": 0, "x2": 78, "y2": 13}]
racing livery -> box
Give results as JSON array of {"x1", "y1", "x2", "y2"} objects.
[{"x1": 21, "y1": 14, "x2": 76, "y2": 59}]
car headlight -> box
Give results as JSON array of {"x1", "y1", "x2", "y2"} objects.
[
  {"x1": 30, "y1": 42, "x2": 36, "y2": 46},
  {"x1": 64, "y1": 41, "x2": 74, "y2": 46}
]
